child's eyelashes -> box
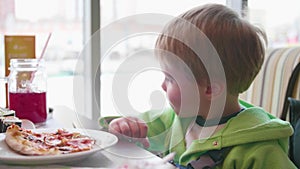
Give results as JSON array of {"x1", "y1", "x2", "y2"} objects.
[{"x1": 164, "y1": 75, "x2": 175, "y2": 83}]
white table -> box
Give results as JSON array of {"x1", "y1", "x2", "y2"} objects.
[
  {"x1": 0, "y1": 107, "x2": 176, "y2": 169},
  {"x1": 0, "y1": 141, "x2": 175, "y2": 168}
]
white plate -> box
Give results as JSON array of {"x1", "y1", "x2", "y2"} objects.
[{"x1": 0, "y1": 128, "x2": 118, "y2": 165}]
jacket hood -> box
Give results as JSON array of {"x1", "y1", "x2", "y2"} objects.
[
  {"x1": 218, "y1": 107, "x2": 293, "y2": 147},
  {"x1": 178, "y1": 107, "x2": 294, "y2": 165},
  {"x1": 180, "y1": 107, "x2": 293, "y2": 151}
]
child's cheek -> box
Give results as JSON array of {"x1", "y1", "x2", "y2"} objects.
[{"x1": 167, "y1": 88, "x2": 181, "y2": 113}]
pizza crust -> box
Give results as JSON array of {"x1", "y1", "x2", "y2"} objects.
[
  {"x1": 5, "y1": 124, "x2": 94, "y2": 156},
  {"x1": 5, "y1": 124, "x2": 25, "y2": 153},
  {"x1": 5, "y1": 124, "x2": 60, "y2": 155}
]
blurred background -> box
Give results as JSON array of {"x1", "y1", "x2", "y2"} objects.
[{"x1": 1, "y1": 0, "x2": 300, "y2": 118}]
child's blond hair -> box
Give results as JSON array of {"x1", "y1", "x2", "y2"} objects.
[{"x1": 155, "y1": 4, "x2": 267, "y2": 95}]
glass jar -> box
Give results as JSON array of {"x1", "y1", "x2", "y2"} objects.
[{"x1": 7, "y1": 59, "x2": 47, "y2": 124}]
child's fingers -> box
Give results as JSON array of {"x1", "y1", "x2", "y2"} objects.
[
  {"x1": 118, "y1": 120, "x2": 132, "y2": 137},
  {"x1": 126, "y1": 117, "x2": 148, "y2": 138},
  {"x1": 108, "y1": 120, "x2": 122, "y2": 134},
  {"x1": 108, "y1": 118, "x2": 150, "y2": 148},
  {"x1": 108, "y1": 118, "x2": 131, "y2": 137},
  {"x1": 127, "y1": 119, "x2": 141, "y2": 138},
  {"x1": 136, "y1": 120, "x2": 148, "y2": 138},
  {"x1": 108, "y1": 117, "x2": 148, "y2": 138}
]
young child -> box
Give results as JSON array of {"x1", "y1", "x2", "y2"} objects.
[{"x1": 103, "y1": 4, "x2": 297, "y2": 169}]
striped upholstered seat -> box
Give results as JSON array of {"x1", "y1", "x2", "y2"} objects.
[{"x1": 240, "y1": 47, "x2": 300, "y2": 117}]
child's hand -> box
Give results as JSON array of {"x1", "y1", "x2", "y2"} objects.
[{"x1": 108, "y1": 117, "x2": 150, "y2": 148}]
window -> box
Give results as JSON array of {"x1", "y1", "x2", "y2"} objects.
[
  {"x1": 99, "y1": 0, "x2": 227, "y2": 117},
  {"x1": 248, "y1": 0, "x2": 300, "y2": 48},
  {"x1": 0, "y1": 0, "x2": 85, "y2": 114}
]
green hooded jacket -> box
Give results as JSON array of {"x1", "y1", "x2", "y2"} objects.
[
  {"x1": 100, "y1": 100, "x2": 297, "y2": 168},
  {"x1": 138, "y1": 101, "x2": 296, "y2": 168}
]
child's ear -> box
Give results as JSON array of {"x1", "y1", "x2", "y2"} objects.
[{"x1": 205, "y1": 81, "x2": 225, "y2": 100}]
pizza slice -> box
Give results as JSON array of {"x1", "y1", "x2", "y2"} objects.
[{"x1": 5, "y1": 124, "x2": 95, "y2": 156}]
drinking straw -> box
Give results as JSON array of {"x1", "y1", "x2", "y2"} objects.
[
  {"x1": 39, "y1": 33, "x2": 52, "y2": 59},
  {"x1": 29, "y1": 33, "x2": 52, "y2": 83}
]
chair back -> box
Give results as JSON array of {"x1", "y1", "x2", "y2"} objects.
[
  {"x1": 241, "y1": 47, "x2": 300, "y2": 118},
  {"x1": 287, "y1": 98, "x2": 300, "y2": 168},
  {"x1": 281, "y1": 62, "x2": 300, "y2": 120}
]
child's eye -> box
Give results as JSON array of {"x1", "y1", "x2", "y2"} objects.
[{"x1": 165, "y1": 75, "x2": 174, "y2": 83}]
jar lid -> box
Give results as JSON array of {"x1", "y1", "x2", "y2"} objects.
[{"x1": 9, "y1": 59, "x2": 45, "y2": 69}]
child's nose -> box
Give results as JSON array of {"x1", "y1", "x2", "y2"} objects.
[{"x1": 161, "y1": 81, "x2": 167, "y2": 92}]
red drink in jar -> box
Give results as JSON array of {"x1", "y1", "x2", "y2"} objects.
[
  {"x1": 9, "y1": 92, "x2": 47, "y2": 123},
  {"x1": 6, "y1": 59, "x2": 47, "y2": 124}
]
